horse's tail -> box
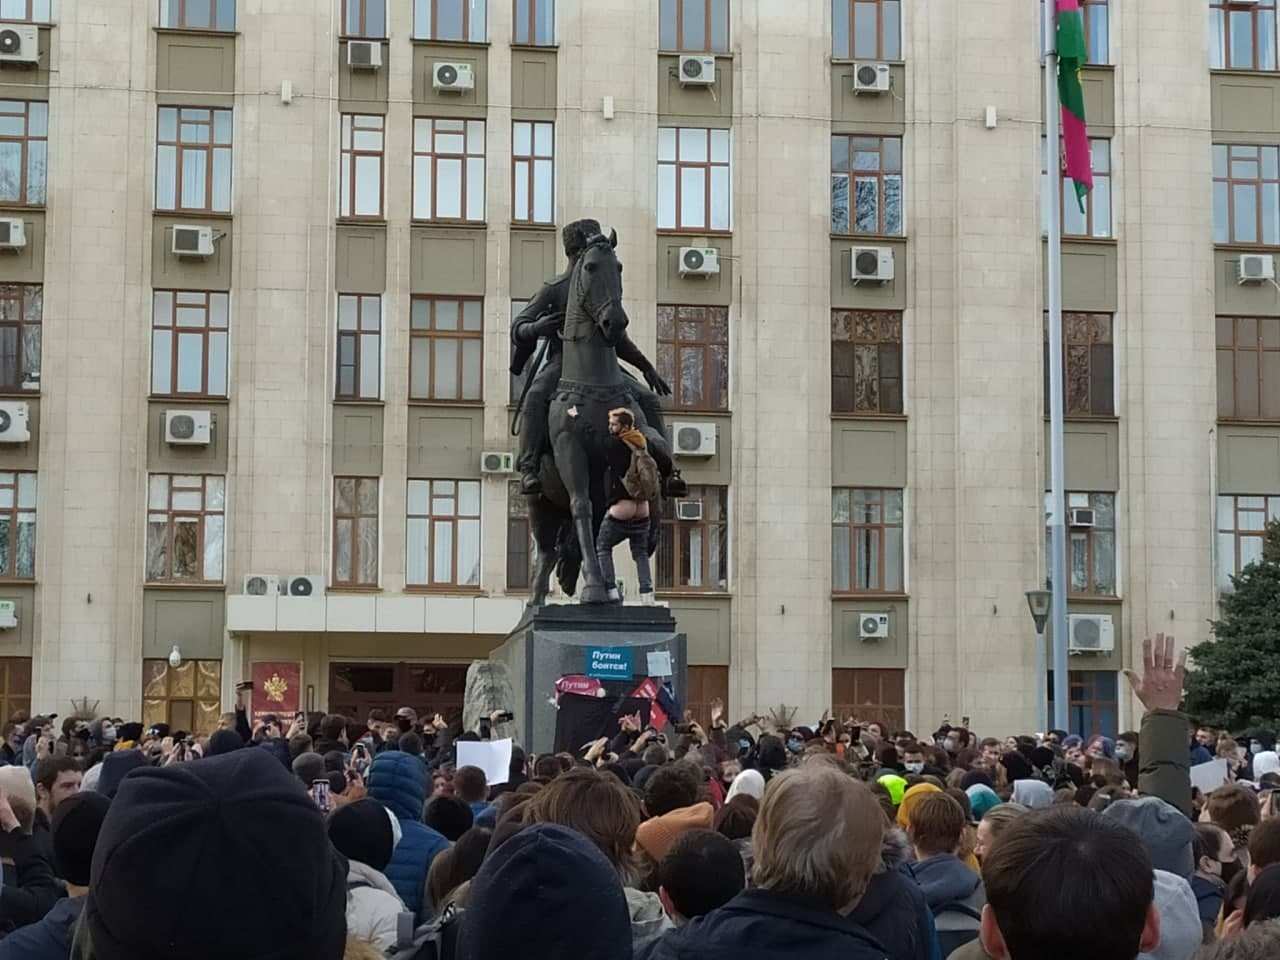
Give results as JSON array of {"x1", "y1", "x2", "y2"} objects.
[{"x1": 555, "y1": 521, "x2": 581, "y2": 596}]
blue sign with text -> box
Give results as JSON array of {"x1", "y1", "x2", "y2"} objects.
[{"x1": 586, "y1": 646, "x2": 634, "y2": 681}]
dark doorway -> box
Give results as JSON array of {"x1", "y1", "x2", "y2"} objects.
[{"x1": 329, "y1": 661, "x2": 469, "y2": 724}]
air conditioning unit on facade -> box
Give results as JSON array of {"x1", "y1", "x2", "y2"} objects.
[
  {"x1": 1068, "y1": 508, "x2": 1095, "y2": 528},
  {"x1": 347, "y1": 40, "x2": 383, "y2": 70},
  {"x1": 678, "y1": 247, "x2": 720, "y2": 277},
  {"x1": 851, "y1": 246, "x2": 894, "y2": 283},
  {"x1": 672, "y1": 421, "x2": 716, "y2": 457},
  {"x1": 675, "y1": 499, "x2": 703, "y2": 522},
  {"x1": 1068, "y1": 614, "x2": 1115, "y2": 654},
  {"x1": 0, "y1": 218, "x2": 26, "y2": 250},
  {"x1": 171, "y1": 225, "x2": 214, "y2": 258},
  {"x1": 678, "y1": 55, "x2": 716, "y2": 85},
  {"x1": 165, "y1": 409, "x2": 212, "y2": 446},
  {"x1": 0, "y1": 25, "x2": 39, "y2": 66},
  {"x1": 0, "y1": 401, "x2": 30, "y2": 443},
  {"x1": 0, "y1": 601, "x2": 16, "y2": 630},
  {"x1": 243, "y1": 575, "x2": 282, "y2": 596},
  {"x1": 859, "y1": 612, "x2": 890, "y2": 640},
  {"x1": 286, "y1": 575, "x2": 324, "y2": 597},
  {"x1": 481, "y1": 451, "x2": 515, "y2": 474},
  {"x1": 1238, "y1": 253, "x2": 1276, "y2": 284},
  {"x1": 852, "y1": 61, "x2": 891, "y2": 94},
  {"x1": 433, "y1": 61, "x2": 474, "y2": 91}
]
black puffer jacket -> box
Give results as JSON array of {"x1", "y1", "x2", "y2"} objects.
[{"x1": 850, "y1": 829, "x2": 940, "y2": 960}]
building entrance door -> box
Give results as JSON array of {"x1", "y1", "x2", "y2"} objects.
[{"x1": 329, "y1": 661, "x2": 469, "y2": 724}]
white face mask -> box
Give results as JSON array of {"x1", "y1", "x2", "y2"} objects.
[
  {"x1": 1115, "y1": 744, "x2": 1133, "y2": 761},
  {"x1": 904, "y1": 761, "x2": 925, "y2": 774}
]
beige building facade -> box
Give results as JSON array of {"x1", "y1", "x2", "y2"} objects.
[{"x1": 0, "y1": 0, "x2": 1256, "y2": 738}]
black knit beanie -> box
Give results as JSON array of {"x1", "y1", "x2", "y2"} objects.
[
  {"x1": 327, "y1": 798, "x2": 395, "y2": 872},
  {"x1": 207, "y1": 728, "x2": 243, "y2": 756},
  {"x1": 52, "y1": 791, "x2": 111, "y2": 886},
  {"x1": 85, "y1": 748, "x2": 347, "y2": 960}
]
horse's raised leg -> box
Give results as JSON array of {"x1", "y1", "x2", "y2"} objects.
[
  {"x1": 526, "y1": 496, "x2": 562, "y2": 607},
  {"x1": 551, "y1": 430, "x2": 610, "y2": 604}
]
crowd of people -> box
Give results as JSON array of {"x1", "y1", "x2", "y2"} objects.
[{"x1": 0, "y1": 634, "x2": 1275, "y2": 958}]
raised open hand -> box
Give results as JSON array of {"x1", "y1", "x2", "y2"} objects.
[{"x1": 1123, "y1": 633, "x2": 1187, "y2": 713}]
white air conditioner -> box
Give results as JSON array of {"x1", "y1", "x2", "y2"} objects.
[
  {"x1": 851, "y1": 246, "x2": 894, "y2": 283},
  {"x1": 1068, "y1": 614, "x2": 1115, "y2": 654},
  {"x1": 165, "y1": 409, "x2": 212, "y2": 446},
  {"x1": 678, "y1": 55, "x2": 716, "y2": 86},
  {"x1": 0, "y1": 25, "x2": 39, "y2": 66},
  {"x1": 481, "y1": 451, "x2": 515, "y2": 475},
  {"x1": 678, "y1": 247, "x2": 720, "y2": 277},
  {"x1": 243, "y1": 574, "x2": 281, "y2": 597},
  {"x1": 675, "y1": 499, "x2": 703, "y2": 522},
  {"x1": 1068, "y1": 507, "x2": 1096, "y2": 528},
  {"x1": 433, "y1": 61, "x2": 475, "y2": 91},
  {"x1": 671, "y1": 421, "x2": 716, "y2": 458},
  {"x1": 172, "y1": 225, "x2": 214, "y2": 258},
  {"x1": 347, "y1": 40, "x2": 383, "y2": 70},
  {"x1": 0, "y1": 218, "x2": 25, "y2": 251},
  {"x1": 1238, "y1": 253, "x2": 1276, "y2": 284},
  {"x1": 0, "y1": 601, "x2": 16, "y2": 630},
  {"x1": 859, "y1": 612, "x2": 890, "y2": 640},
  {"x1": 0, "y1": 401, "x2": 29, "y2": 443},
  {"x1": 852, "y1": 61, "x2": 891, "y2": 94},
  {"x1": 286, "y1": 575, "x2": 324, "y2": 597}
]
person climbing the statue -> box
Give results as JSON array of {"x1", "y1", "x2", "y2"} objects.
[
  {"x1": 510, "y1": 218, "x2": 686, "y2": 499},
  {"x1": 597, "y1": 407, "x2": 659, "y2": 604}
]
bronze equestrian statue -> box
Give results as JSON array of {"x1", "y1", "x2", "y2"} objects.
[{"x1": 511, "y1": 221, "x2": 684, "y2": 605}]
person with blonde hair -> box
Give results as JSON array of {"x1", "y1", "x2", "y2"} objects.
[{"x1": 642, "y1": 765, "x2": 887, "y2": 959}]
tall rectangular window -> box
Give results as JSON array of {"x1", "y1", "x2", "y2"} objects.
[
  {"x1": 657, "y1": 127, "x2": 731, "y2": 232},
  {"x1": 657, "y1": 305, "x2": 728, "y2": 412},
  {"x1": 407, "y1": 479, "x2": 480, "y2": 588},
  {"x1": 159, "y1": 0, "x2": 236, "y2": 30},
  {"x1": 1214, "y1": 143, "x2": 1280, "y2": 245},
  {"x1": 0, "y1": 0, "x2": 51, "y2": 21},
  {"x1": 146, "y1": 474, "x2": 225, "y2": 584},
  {"x1": 409, "y1": 296, "x2": 483, "y2": 402},
  {"x1": 1211, "y1": 0, "x2": 1277, "y2": 71},
  {"x1": 0, "y1": 100, "x2": 45, "y2": 207},
  {"x1": 1217, "y1": 494, "x2": 1280, "y2": 590},
  {"x1": 156, "y1": 107, "x2": 231, "y2": 214},
  {"x1": 513, "y1": 0, "x2": 553, "y2": 44},
  {"x1": 414, "y1": 0, "x2": 486, "y2": 41},
  {"x1": 1218, "y1": 316, "x2": 1280, "y2": 420},
  {"x1": 342, "y1": 0, "x2": 386, "y2": 37},
  {"x1": 340, "y1": 114, "x2": 385, "y2": 219},
  {"x1": 833, "y1": 487, "x2": 904, "y2": 594},
  {"x1": 506, "y1": 480, "x2": 533, "y2": 591},
  {"x1": 0, "y1": 284, "x2": 40, "y2": 394},
  {"x1": 657, "y1": 485, "x2": 728, "y2": 592},
  {"x1": 1083, "y1": 0, "x2": 1109, "y2": 65},
  {"x1": 831, "y1": 135, "x2": 902, "y2": 236},
  {"x1": 1046, "y1": 491, "x2": 1116, "y2": 597},
  {"x1": 832, "y1": 0, "x2": 901, "y2": 60},
  {"x1": 151, "y1": 291, "x2": 229, "y2": 398},
  {"x1": 333, "y1": 477, "x2": 379, "y2": 587},
  {"x1": 1047, "y1": 670, "x2": 1118, "y2": 739},
  {"x1": 512, "y1": 120, "x2": 554, "y2": 225},
  {"x1": 832, "y1": 309, "x2": 902, "y2": 415},
  {"x1": 1044, "y1": 312, "x2": 1113, "y2": 418},
  {"x1": 413, "y1": 119, "x2": 485, "y2": 223},
  {"x1": 336, "y1": 294, "x2": 382, "y2": 401},
  {"x1": 0, "y1": 472, "x2": 35, "y2": 580},
  {"x1": 659, "y1": 0, "x2": 728, "y2": 52},
  {"x1": 1042, "y1": 137, "x2": 1111, "y2": 239}
]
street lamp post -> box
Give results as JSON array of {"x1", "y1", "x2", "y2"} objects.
[{"x1": 1026, "y1": 588, "x2": 1052, "y2": 734}]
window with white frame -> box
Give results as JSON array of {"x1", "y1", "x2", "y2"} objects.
[{"x1": 657, "y1": 127, "x2": 731, "y2": 232}]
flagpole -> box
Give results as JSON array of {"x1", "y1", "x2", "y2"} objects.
[{"x1": 1043, "y1": 3, "x2": 1070, "y2": 732}]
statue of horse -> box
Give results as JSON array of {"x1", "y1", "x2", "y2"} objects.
[{"x1": 525, "y1": 229, "x2": 672, "y2": 605}]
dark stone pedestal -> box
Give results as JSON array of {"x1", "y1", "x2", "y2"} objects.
[{"x1": 490, "y1": 603, "x2": 687, "y2": 756}]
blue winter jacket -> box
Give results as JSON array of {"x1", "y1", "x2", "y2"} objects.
[
  {"x1": 367, "y1": 750, "x2": 449, "y2": 920},
  {"x1": 0, "y1": 896, "x2": 81, "y2": 960}
]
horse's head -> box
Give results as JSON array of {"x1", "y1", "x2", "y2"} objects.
[{"x1": 568, "y1": 229, "x2": 628, "y2": 347}]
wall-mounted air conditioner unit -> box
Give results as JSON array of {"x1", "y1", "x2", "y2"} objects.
[
  {"x1": 172, "y1": 225, "x2": 215, "y2": 258},
  {"x1": 852, "y1": 61, "x2": 891, "y2": 94},
  {"x1": 243, "y1": 575, "x2": 281, "y2": 596},
  {"x1": 859, "y1": 612, "x2": 890, "y2": 640},
  {"x1": 164, "y1": 409, "x2": 212, "y2": 446},
  {"x1": 433, "y1": 61, "x2": 474, "y2": 91},
  {"x1": 0, "y1": 401, "x2": 30, "y2": 443},
  {"x1": 851, "y1": 246, "x2": 894, "y2": 283},
  {"x1": 671, "y1": 421, "x2": 717, "y2": 457},
  {"x1": 285, "y1": 575, "x2": 324, "y2": 597},
  {"x1": 1068, "y1": 614, "x2": 1115, "y2": 654},
  {"x1": 347, "y1": 40, "x2": 383, "y2": 70},
  {"x1": 678, "y1": 247, "x2": 720, "y2": 277},
  {"x1": 481, "y1": 451, "x2": 515, "y2": 474},
  {"x1": 678, "y1": 55, "x2": 716, "y2": 85}
]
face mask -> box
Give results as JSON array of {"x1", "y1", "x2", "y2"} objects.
[
  {"x1": 786, "y1": 738, "x2": 803, "y2": 754},
  {"x1": 944, "y1": 739, "x2": 959, "y2": 753},
  {"x1": 1252, "y1": 742, "x2": 1264, "y2": 755},
  {"x1": 737, "y1": 739, "x2": 752, "y2": 757},
  {"x1": 904, "y1": 761, "x2": 925, "y2": 774},
  {"x1": 1115, "y1": 744, "x2": 1133, "y2": 761},
  {"x1": 101, "y1": 724, "x2": 116, "y2": 743}
]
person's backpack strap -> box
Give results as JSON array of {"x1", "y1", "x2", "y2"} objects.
[{"x1": 390, "y1": 904, "x2": 464, "y2": 960}]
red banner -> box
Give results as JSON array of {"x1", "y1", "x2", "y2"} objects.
[
  {"x1": 251, "y1": 661, "x2": 302, "y2": 727},
  {"x1": 555, "y1": 675, "x2": 605, "y2": 698},
  {"x1": 630, "y1": 678, "x2": 668, "y2": 732}
]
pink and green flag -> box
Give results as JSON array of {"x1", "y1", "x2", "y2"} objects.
[{"x1": 1056, "y1": 0, "x2": 1092, "y2": 209}]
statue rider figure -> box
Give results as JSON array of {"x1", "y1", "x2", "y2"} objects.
[{"x1": 510, "y1": 218, "x2": 687, "y2": 498}]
